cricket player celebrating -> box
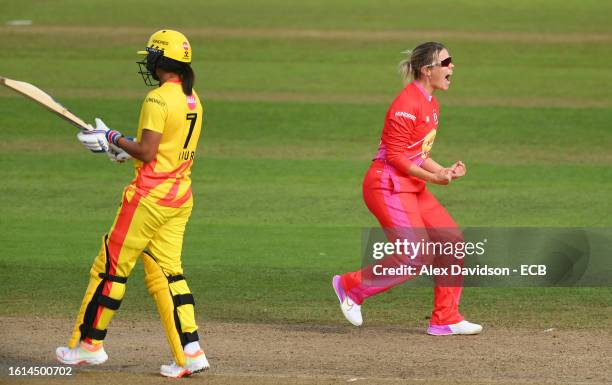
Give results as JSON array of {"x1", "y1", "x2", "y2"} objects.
[
  {"x1": 55, "y1": 30, "x2": 209, "y2": 377},
  {"x1": 333, "y1": 42, "x2": 482, "y2": 336}
]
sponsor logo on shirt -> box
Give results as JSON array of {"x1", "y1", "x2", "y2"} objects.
[
  {"x1": 146, "y1": 97, "x2": 166, "y2": 106},
  {"x1": 421, "y1": 129, "x2": 437, "y2": 159},
  {"x1": 186, "y1": 95, "x2": 197, "y2": 110},
  {"x1": 395, "y1": 111, "x2": 416, "y2": 121}
]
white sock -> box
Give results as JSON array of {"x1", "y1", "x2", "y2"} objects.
[{"x1": 184, "y1": 341, "x2": 201, "y2": 354}]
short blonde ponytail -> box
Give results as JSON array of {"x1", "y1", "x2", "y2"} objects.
[{"x1": 399, "y1": 42, "x2": 447, "y2": 84}]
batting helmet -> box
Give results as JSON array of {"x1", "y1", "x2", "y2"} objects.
[{"x1": 137, "y1": 29, "x2": 193, "y2": 87}]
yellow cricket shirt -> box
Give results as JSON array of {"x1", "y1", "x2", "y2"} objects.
[{"x1": 129, "y1": 80, "x2": 203, "y2": 207}]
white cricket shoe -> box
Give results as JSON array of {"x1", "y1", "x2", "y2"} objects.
[
  {"x1": 56, "y1": 342, "x2": 108, "y2": 365},
  {"x1": 427, "y1": 320, "x2": 483, "y2": 336},
  {"x1": 332, "y1": 275, "x2": 363, "y2": 326},
  {"x1": 160, "y1": 350, "x2": 210, "y2": 378}
]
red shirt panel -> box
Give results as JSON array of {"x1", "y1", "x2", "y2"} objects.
[{"x1": 373, "y1": 81, "x2": 440, "y2": 192}]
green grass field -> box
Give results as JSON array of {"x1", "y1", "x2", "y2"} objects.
[{"x1": 0, "y1": 0, "x2": 611, "y2": 331}]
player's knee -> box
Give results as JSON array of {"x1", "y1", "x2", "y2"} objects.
[
  {"x1": 144, "y1": 265, "x2": 167, "y2": 296},
  {"x1": 142, "y1": 251, "x2": 171, "y2": 296}
]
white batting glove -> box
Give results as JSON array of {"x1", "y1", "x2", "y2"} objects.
[
  {"x1": 77, "y1": 118, "x2": 128, "y2": 162},
  {"x1": 77, "y1": 119, "x2": 109, "y2": 153},
  {"x1": 92, "y1": 118, "x2": 130, "y2": 162},
  {"x1": 107, "y1": 141, "x2": 132, "y2": 163},
  {"x1": 96, "y1": 118, "x2": 124, "y2": 147}
]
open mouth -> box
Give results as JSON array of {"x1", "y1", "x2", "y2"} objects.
[{"x1": 445, "y1": 74, "x2": 452, "y2": 83}]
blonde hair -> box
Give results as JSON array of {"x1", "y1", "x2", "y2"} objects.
[{"x1": 399, "y1": 42, "x2": 447, "y2": 84}]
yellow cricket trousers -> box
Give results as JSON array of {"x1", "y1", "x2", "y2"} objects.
[{"x1": 67, "y1": 186, "x2": 199, "y2": 366}]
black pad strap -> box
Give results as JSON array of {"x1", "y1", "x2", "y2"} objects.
[
  {"x1": 79, "y1": 324, "x2": 107, "y2": 340},
  {"x1": 182, "y1": 331, "x2": 199, "y2": 345},
  {"x1": 173, "y1": 294, "x2": 195, "y2": 307},
  {"x1": 97, "y1": 295, "x2": 122, "y2": 310},
  {"x1": 167, "y1": 274, "x2": 185, "y2": 283},
  {"x1": 98, "y1": 273, "x2": 128, "y2": 284}
]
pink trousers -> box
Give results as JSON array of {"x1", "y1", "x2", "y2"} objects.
[{"x1": 341, "y1": 161, "x2": 464, "y2": 325}]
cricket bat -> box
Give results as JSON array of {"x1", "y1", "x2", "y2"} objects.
[{"x1": 0, "y1": 76, "x2": 92, "y2": 131}]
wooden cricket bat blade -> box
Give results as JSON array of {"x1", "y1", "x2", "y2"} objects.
[{"x1": 0, "y1": 76, "x2": 92, "y2": 131}]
